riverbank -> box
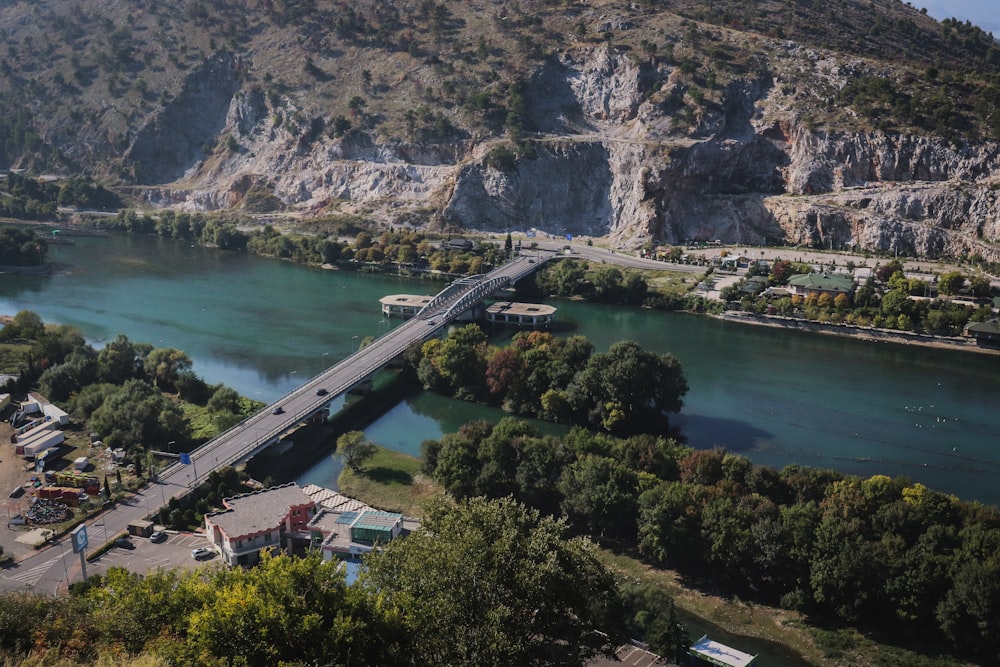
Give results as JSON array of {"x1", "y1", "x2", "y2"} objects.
[{"x1": 718, "y1": 311, "x2": 1000, "y2": 357}]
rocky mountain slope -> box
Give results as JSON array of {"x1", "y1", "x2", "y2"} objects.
[{"x1": 2, "y1": 0, "x2": 1000, "y2": 259}]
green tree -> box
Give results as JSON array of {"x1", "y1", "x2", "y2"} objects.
[
  {"x1": 363, "y1": 496, "x2": 628, "y2": 667},
  {"x1": 144, "y1": 347, "x2": 192, "y2": 391},
  {"x1": 87, "y1": 378, "x2": 188, "y2": 448},
  {"x1": 559, "y1": 455, "x2": 639, "y2": 541},
  {"x1": 337, "y1": 430, "x2": 377, "y2": 472},
  {"x1": 938, "y1": 271, "x2": 966, "y2": 295},
  {"x1": 97, "y1": 334, "x2": 148, "y2": 384},
  {"x1": 570, "y1": 341, "x2": 688, "y2": 435}
]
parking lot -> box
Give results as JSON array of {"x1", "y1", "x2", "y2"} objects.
[{"x1": 84, "y1": 530, "x2": 217, "y2": 578}]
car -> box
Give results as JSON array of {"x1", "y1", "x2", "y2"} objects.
[
  {"x1": 115, "y1": 537, "x2": 136, "y2": 550},
  {"x1": 272, "y1": 406, "x2": 284, "y2": 415},
  {"x1": 315, "y1": 388, "x2": 328, "y2": 396},
  {"x1": 9, "y1": 486, "x2": 25, "y2": 498},
  {"x1": 149, "y1": 531, "x2": 167, "y2": 543},
  {"x1": 191, "y1": 547, "x2": 213, "y2": 560}
]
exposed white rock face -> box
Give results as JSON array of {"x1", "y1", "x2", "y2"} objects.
[{"x1": 134, "y1": 45, "x2": 1000, "y2": 259}]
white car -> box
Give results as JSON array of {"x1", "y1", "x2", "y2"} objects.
[{"x1": 191, "y1": 547, "x2": 213, "y2": 560}]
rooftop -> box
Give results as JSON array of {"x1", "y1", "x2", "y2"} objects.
[
  {"x1": 379, "y1": 294, "x2": 433, "y2": 308},
  {"x1": 302, "y1": 483, "x2": 372, "y2": 513},
  {"x1": 207, "y1": 483, "x2": 314, "y2": 539},
  {"x1": 787, "y1": 272, "x2": 855, "y2": 292},
  {"x1": 689, "y1": 635, "x2": 756, "y2": 667},
  {"x1": 485, "y1": 301, "x2": 557, "y2": 316}
]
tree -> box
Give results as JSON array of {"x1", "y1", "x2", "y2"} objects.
[
  {"x1": 337, "y1": 430, "x2": 377, "y2": 472},
  {"x1": 570, "y1": 341, "x2": 688, "y2": 435},
  {"x1": 97, "y1": 334, "x2": 146, "y2": 384},
  {"x1": 938, "y1": 271, "x2": 966, "y2": 295},
  {"x1": 363, "y1": 496, "x2": 628, "y2": 667},
  {"x1": 559, "y1": 455, "x2": 639, "y2": 541},
  {"x1": 144, "y1": 347, "x2": 192, "y2": 391}
]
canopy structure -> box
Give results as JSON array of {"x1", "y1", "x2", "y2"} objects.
[{"x1": 689, "y1": 635, "x2": 757, "y2": 667}]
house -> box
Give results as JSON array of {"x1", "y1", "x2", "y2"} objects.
[
  {"x1": 787, "y1": 272, "x2": 855, "y2": 299},
  {"x1": 204, "y1": 483, "x2": 317, "y2": 567},
  {"x1": 964, "y1": 319, "x2": 1000, "y2": 345}
]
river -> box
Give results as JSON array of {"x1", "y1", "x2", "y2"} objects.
[{"x1": 3, "y1": 233, "x2": 1000, "y2": 505}]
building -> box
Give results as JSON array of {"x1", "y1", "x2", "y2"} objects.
[
  {"x1": 787, "y1": 272, "x2": 855, "y2": 299},
  {"x1": 307, "y1": 508, "x2": 405, "y2": 560},
  {"x1": 688, "y1": 635, "x2": 757, "y2": 667},
  {"x1": 485, "y1": 301, "x2": 556, "y2": 328},
  {"x1": 380, "y1": 294, "x2": 433, "y2": 319},
  {"x1": 203, "y1": 483, "x2": 416, "y2": 567},
  {"x1": 204, "y1": 483, "x2": 316, "y2": 567},
  {"x1": 964, "y1": 319, "x2": 1000, "y2": 345}
]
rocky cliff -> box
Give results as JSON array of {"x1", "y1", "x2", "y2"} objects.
[{"x1": 132, "y1": 42, "x2": 1000, "y2": 261}]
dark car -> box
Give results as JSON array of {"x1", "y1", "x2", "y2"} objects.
[
  {"x1": 149, "y1": 531, "x2": 167, "y2": 543},
  {"x1": 272, "y1": 406, "x2": 284, "y2": 415},
  {"x1": 9, "y1": 486, "x2": 25, "y2": 499},
  {"x1": 115, "y1": 537, "x2": 136, "y2": 550},
  {"x1": 315, "y1": 388, "x2": 328, "y2": 396}
]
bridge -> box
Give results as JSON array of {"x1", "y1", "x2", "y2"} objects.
[{"x1": 155, "y1": 251, "x2": 553, "y2": 491}]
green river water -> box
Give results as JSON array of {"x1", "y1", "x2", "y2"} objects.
[{"x1": 3, "y1": 233, "x2": 1000, "y2": 507}]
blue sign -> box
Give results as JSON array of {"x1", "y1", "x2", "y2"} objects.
[
  {"x1": 566, "y1": 233, "x2": 573, "y2": 241},
  {"x1": 179, "y1": 453, "x2": 191, "y2": 465},
  {"x1": 71, "y1": 525, "x2": 88, "y2": 554}
]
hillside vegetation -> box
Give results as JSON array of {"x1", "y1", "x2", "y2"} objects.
[{"x1": 2, "y1": 0, "x2": 1000, "y2": 255}]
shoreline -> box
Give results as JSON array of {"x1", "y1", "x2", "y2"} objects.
[{"x1": 717, "y1": 310, "x2": 1000, "y2": 356}]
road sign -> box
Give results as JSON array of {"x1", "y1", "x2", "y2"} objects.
[
  {"x1": 71, "y1": 524, "x2": 88, "y2": 554},
  {"x1": 179, "y1": 453, "x2": 191, "y2": 465}
]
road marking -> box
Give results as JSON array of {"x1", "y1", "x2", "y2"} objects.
[{"x1": 0, "y1": 555, "x2": 62, "y2": 586}]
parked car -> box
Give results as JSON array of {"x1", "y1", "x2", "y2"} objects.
[
  {"x1": 9, "y1": 486, "x2": 25, "y2": 498},
  {"x1": 149, "y1": 531, "x2": 167, "y2": 543},
  {"x1": 115, "y1": 537, "x2": 135, "y2": 550},
  {"x1": 191, "y1": 547, "x2": 213, "y2": 560}
]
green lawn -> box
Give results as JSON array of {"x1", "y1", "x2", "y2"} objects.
[{"x1": 337, "y1": 446, "x2": 441, "y2": 518}]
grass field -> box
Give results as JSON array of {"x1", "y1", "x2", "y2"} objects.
[{"x1": 337, "y1": 446, "x2": 441, "y2": 518}]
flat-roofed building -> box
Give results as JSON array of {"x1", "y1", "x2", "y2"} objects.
[
  {"x1": 379, "y1": 294, "x2": 434, "y2": 319},
  {"x1": 485, "y1": 301, "x2": 556, "y2": 328}
]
